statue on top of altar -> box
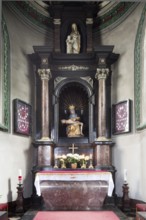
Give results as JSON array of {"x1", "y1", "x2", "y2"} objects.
[
  {"x1": 61, "y1": 105, "x2": 84, "y2": 137},
  {"x1": 66, "y1": 23, "x2": 81, "y2": 54}
]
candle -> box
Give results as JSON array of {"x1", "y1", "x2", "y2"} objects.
[
  {"x1": 90, "y1": 154, "x2": 92, "y2": 159},
  {"x1": 18, "y1": 169, "x2": 22, "y2": 185},
  {"x1": 19, "y1": 169, "x2": 22, "y2": 177},
  {"x1": 124, "y1": 169, "x2": 127, "y2": 182}
]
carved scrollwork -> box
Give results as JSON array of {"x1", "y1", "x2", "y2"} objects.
[{"x1": 58, "y1": 65, "x2": 89, "y2": 71}]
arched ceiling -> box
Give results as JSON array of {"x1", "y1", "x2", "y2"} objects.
[{"x1": 5, "y1": 1, "x2": 139, "y2": 33}]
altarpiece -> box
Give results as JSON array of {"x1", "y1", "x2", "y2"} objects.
[{"x1": 30, "y1": 2, "x2": 119, "y2": 210}]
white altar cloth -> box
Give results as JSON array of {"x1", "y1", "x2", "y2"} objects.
[{"x1": 34, "y1": 170, "x2": 114, "y2": 197}]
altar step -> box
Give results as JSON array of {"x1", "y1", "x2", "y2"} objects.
[{"x1": 0, "y1": 211, "x2": 8, "y2": 220}]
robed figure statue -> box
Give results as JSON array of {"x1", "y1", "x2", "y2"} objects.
[
  {"x1": 61, "y1": 105, "x2": 84, "y2": 137},
  {"x1": 66, "y1": 23, "x2": 81, "y2": 54}
]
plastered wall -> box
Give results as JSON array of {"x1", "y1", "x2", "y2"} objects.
[
  {"x1": 101, "y1": 3, "x2": 146, "y2": 201},
  {"x1": 0, "y1": 4, "x2": 51, "y2": 202}
]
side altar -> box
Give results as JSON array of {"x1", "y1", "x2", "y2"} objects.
[{"x1": 29, "y1": 2, "x2": 119, "y2": 210}]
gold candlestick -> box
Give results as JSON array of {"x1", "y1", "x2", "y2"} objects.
[
  {"x1": 61, "y1": 159, "x2": 66, "y2": 169},
  {"x1": 89, "y1": 159, "x2": 94, "y2": 169},
  {"x1": 54, "y1": 155, "x2": 59, "y2": 168},
  {"x1": 54, "y1": 159, "x2": 58, "y2": 168},
  {"x1": 81, "y1": 160, "x2": 86, "y2": 169}
]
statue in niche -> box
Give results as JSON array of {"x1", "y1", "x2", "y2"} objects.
[
  {"x1": 66, "y1": 23, "x2": 81, "y2": 54},
  {"x1": 61, "y1": 105, "x2": 84, "y2": 137}
]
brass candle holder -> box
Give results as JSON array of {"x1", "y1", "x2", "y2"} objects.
[
  {"x1": 54, "y1": 158, "x2": 59, "y2": 168},
  {"x1": 61, "y1": 159, "x2": 66, "y2": 169},
  {"x1": 88, "y1": 159, "x2": 94, "y2": 169}
]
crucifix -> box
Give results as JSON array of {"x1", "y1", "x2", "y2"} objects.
[{"x1": 69, "y1": 143, "x2": 78, "y2": 154}]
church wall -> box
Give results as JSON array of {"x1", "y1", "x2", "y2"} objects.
[
  {"x1": 0, "y1": 5, "x2": 51, "y2": 203},
  {"x1": 100, "y1": 3, "x2": 146, "y2": 201}
]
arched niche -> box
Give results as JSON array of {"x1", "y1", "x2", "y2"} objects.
[
  {"x1": 60, "y1": 19, "x2": 87, "y2": 53},
  {"x1": 53, "y1": 78, "x2": 94, "y2": 144}
]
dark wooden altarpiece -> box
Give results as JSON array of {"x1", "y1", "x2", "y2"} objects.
[{"x1": 30, "y1": 2, "x2": 119, "y2": 209}]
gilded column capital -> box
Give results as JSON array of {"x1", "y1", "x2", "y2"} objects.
[
  {"x1": 38, "y1": 69, "x2": 52, "y2": 81},
  {"x1": 95, "y1": 68, "x2": 109, "y2": 80}
]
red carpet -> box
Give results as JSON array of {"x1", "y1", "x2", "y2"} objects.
[{"x1": 33, "y1": 211, "x2": 120, "y2": 220}]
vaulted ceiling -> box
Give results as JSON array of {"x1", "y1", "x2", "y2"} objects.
[{"x1": 4, "y1": 1, "x2": 139, "y2": 33}]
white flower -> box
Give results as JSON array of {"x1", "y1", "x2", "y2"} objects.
[
  {"x1": 85, "y1": 156, "x2": 89, "y2": 161},
  {"x1": 74, "y1": 154, "x2": 80, "y2": 159},
  {"x1": 79, "y1": 154, "x2": 85, "y2": 160},
  {"x1": 62, "y1": 154, "x2": 67, "y2": 159},
  {"x1": 66, "y1": 153, "x2": 73, "y2": 157}
]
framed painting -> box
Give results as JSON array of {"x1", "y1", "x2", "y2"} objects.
[
  {"x1": 112, "y1": 99, "x2": 131, "y2": 135},
  {"x1": 13, "y1": 99, "x2": 32, "y2": 136}
]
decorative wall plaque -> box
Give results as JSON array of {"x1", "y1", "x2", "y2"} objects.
[
  {"x1": 13, "y1": 99, "x2": 31, "y2": 136},
  {"x1": 112, "y1": 99, "x2": 131, "y2": 134}
]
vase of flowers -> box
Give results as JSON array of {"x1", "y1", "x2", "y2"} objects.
[
  {"x1": 66, "y1": 153, "x2": 80, "y2": 169},
  {"x1": 71, "y1": 163, "x2": 77, "y2": 169}
]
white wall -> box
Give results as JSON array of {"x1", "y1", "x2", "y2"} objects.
[
  {"x1": 101, "y1": 3, "x2": 146, "y2": 201},
  {"x1": 0, "y1": 4, "x2": 50, "y2": 203}
]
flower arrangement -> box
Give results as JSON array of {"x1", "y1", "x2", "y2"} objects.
[
  {"x1": 56, "y1": 153, "x2": 90, "y2": 168},
  {"x1": 57, "y1": 155, "x2": 67, "y2": 168},
  {"x1": 66, "y1": 153, "x2": 80, "y2": 164},
  {"x1": 79, "y1": 154, "x2": 90, "y2": 168},
  {"x1": 79, "y1": 154, "x2": 90, "y2": 162}
]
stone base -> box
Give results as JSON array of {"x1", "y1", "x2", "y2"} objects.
[{"x1": 40, "y1": 180, "x2": 108, "y2": 210}]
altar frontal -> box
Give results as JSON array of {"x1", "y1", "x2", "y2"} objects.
[{"x1": 34, "y1": 170, "x2": 114, "y2": 210}]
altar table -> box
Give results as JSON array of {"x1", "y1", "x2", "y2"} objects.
[{"x1": 34, "y1": 170, "x2": 114, "y2": 210}]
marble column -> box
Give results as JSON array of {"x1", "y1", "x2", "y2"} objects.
[
  {"x1": 38, "y1": 68, "x2": 52, "y2": 141},
  {"x1": 35, "y1": 68, "x2": 54, "y2": 170},
  {"x1": 94, "y1": 68, "x2": 112, "y2": 170},
  {"x1": 95, "y1": 68, "x2": 109, "y2": 141},
  {"x1": 53, "y1": 18, "x2": 61, "y2": 52}
]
